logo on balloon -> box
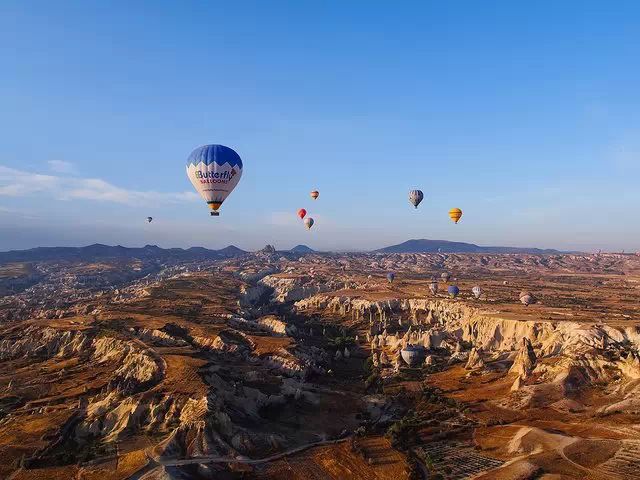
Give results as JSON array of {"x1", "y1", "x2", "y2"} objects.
[{"x1": 195, "y1": 168, "x2": 238, "y2": 184}]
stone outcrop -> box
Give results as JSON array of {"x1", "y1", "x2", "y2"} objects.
[
  {"x1": 509, "y1": 338, "x2": 537, "y2": 379},
  {"x1": 465, "y1": 347, "x2": 485, "y2": 370}
]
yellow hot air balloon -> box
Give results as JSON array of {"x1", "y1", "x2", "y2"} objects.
[{"x1": 449, "y1": 208, "x2": 462, "y2": 224}]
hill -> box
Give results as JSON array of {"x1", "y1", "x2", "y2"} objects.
[
  {"x1": 290, "y1": 245, "x2": 316, "y2": 253},
  {"x1": 375, "y1": 239, "x2": 564, "y2": 254},
  {"x1": 0, "y1": 244, "x2": 247, "y2": 264}
]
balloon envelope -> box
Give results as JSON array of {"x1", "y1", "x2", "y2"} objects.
[
  {"x1": 297, "y1": 208, "x2": 307, "y2": 220},
  {"x1": 520, "y1": 294, "x2": 536, "y2": 306},
  {"x1": 146, "y1": 217, "x2": 153, "y2": 223},
  {"x1": 449, "y1": 208, "x2": 463, "y2": 223},
  {"x1": 387, "y1": 272, "x2": 395, "y2": 283},
  {"x1": 304, "y1": 217, "x2": 314, "y2": 229},
  {"x1": 186, "y1": 144, "x2": 243, "y2": 215},
  {"x1": 401, "y1": 344, "x2": 426, "y2": 367},
  {"x1": 310, "y1": 190, "x2": 319, "y2": 200},
  {"x1": 429, "y1": 282, "x2": 438, "y2": 295},
  {"x1": 441, "y1": 272, "x2": 451, "y2": 282},
  {"x1": 472, "y1": 286, "x2": 482, "y2": 299},
  {"x1": 448, "y1": 285, "x2": 460, "y2": 298},
  {"x1": 409, "y1": 190, "x2": 424, "y2": 208}
]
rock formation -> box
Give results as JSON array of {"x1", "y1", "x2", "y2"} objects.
[{"x1": 509, "y1": 338, "x2": 537, "y2": 379}]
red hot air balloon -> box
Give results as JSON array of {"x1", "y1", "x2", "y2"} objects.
[{"x1": 297, "y1": 209, "x2": 307, "y2": 220}]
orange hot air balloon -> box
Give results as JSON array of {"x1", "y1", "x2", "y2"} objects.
[
  {"x1": 449, "y1": 208, "x2": 463, "y2": 224},
  {"x1": 297, "y1": 208, "x2": 307, "y2": 220},
  {"x1": 310, "y1": 190, "x2": 319, "y2": 200}
]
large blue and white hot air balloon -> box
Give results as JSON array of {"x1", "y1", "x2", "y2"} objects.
[{"x1": 186, "y1": 145, "x2": 243, "y2": 216}]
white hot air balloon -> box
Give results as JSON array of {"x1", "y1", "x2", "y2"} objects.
[
  {"x1": 472, "y1": 286, "x2": 482, "y2": 299},
  {"x1": 304, "y1": 217, "x2": 314, "y2": 230},
  {"x1": 186, "y1": 144, "x2": 243, "y2": 216},
  {"x1": 409, "y1": 190, "x2": 424, "y2": 209}
]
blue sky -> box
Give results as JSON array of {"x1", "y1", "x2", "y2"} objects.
[{"x1": 1, "y1": 1, "x2": 639, "y2": 252}]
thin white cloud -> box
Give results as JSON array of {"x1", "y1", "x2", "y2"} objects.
[
  {"x1": 611, "y1": 144, "x2": 639, "y2": 170},
  {"x1": 266, "y1": 211, "x2": 336, "y2": 228},
  {"x1": 47, "y1": 160, "x2": 76, "y2": 174},
  {"x1": 0, "y1": 165, "x2": 198, "y2": 205},
  {"x1": 267, "y1": 211, "x2": 301, "y2": 227}
]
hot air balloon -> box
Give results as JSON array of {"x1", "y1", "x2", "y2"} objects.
[
  {"x1": 297, "y1": 208, "x2": 307, "y2": 220},
  {"x1": 186, "y1": 144, "x2": 243, "y2": 216},
  {"x1": 472, "y1": 286, "x2": 482, "y2": 299},
  {"x1": 409, "y1": 190, "x2": 424, "y2": 209},
  {"x1": 449, "y1": 208, "x2": 463, "y2": 224},
  {"x1": 146, "y1": 217, "x2": 153, "y2": 223},
  {"x1": 520, "y1": 294, "x2": 536, "y2": 306},
  {"x1": 401, "y1": 344, "x2": 426, "y2": 367},
  {"x1": 387, "y1": 272, "x2": 395, "y2": 284},
  {"x1": 519, "y1": 291, "x2": 536, "y2": 306},
  {"x1": 448, "y1": 285, "x2": 460, "y2": 298},
  {"x1": 304, "y1": 217, "x2": 314, "y2": 229},
  {"x1": 429, "y1": 282, "x2": 438, "y2": 295},
  {"x1": 310, "y1": 190, "x2": 319, "y2": 200},
  {"x1": 441, "y1": 272, "x2": 451, "y2": 282}
]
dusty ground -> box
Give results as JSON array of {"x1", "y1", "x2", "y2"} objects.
[{"x1": 0, "y1": 251, "x2": 638, "y2": 479}]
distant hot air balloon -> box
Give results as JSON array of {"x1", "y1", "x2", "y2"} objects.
[
  {"x1": 146, "y1": 217, "x2": 153, "y2": 223},
  {"x1": 297, "y1": 208, "x2": 307, "y2": 220},
  {"x1": 409, "y1": 190, "x2": 424, "y2": 209},
  {"x1": 186, "y1": 144, "x2": 243, "y2": 216},
  {"x1": 441, "y1": 272, "x2": 451, "y2": 282},
  {"x1": 520, "y1": 293, "x2": 536, "y2": 306},
  {"x1": 304, "y1": 217, "x2": 314, "y2": 230},
  {"x1": 310, "y1": 190, "x2": 319, "y2": 200},
  {"x1": 429, "y1": 282, "x2": 438, "y2": 295},
  {"x1": 448, "y1": 285, "x2": 460, "y2": 298},
  {"x1": 519, "y1": 291, "x2": 536, "y2": 306},
  {"x1": 401, "y1": 344, "x2": 426, "y2": 367},
  {"x1": 472, "y1": 286, "x2": 482, "y2": 299},
  {"x1": 449, "y1": 208, "x2": 463, "y2": 224},
  {"x1": 387, "y1": 272, "x2": 395, "y2": 284}
]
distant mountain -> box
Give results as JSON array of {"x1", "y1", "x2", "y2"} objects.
[
  {"x1": 290, "y1": 245, "x2": 315, "y2": 253},
  {"x1": 0, "y1": 244, "x2": 248, "y2": 264},
  {"x1": 375, "y1": 239, "x2": 564, "y2": 254},
  {"x1": 216, "y1": 245, "x2": 248, "y2": 256}
]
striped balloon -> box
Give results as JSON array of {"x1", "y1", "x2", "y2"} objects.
[
  {"x1": 449, "y1": 208, "x2": 463, "y2": 223},
  {"x1": 409, "y1": 190, "x2": 424, "y2": 209}
]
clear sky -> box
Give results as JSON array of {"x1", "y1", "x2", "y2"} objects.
[{"x1": 1, "y1": 1, "x2": 639, "y2": 252}]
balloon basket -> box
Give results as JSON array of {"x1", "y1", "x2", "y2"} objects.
[{"x1": 210, "y1": 211, "x2": 220, "y2": 217}]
